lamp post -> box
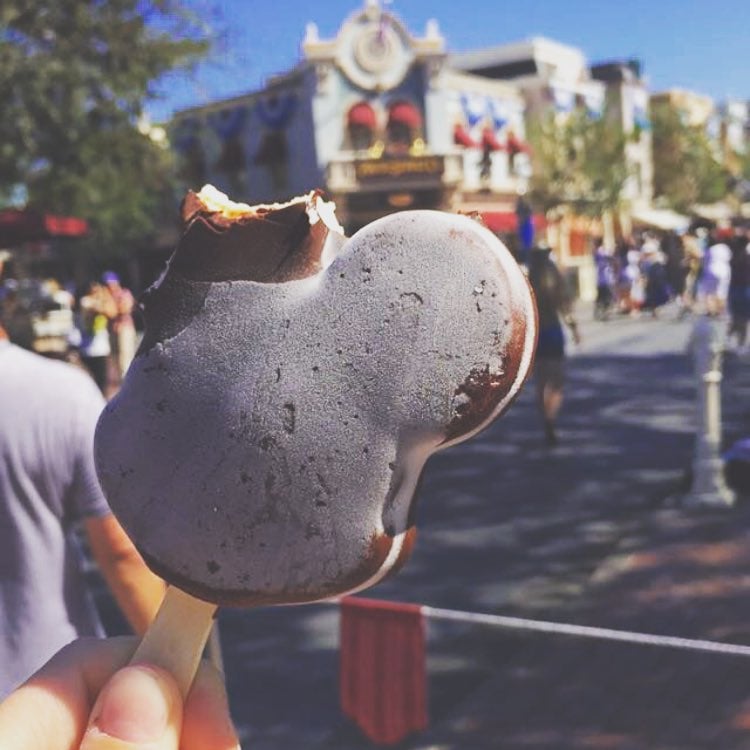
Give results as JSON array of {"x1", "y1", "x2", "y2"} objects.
[{"x1": 683, "y1": 315, "x2": 735, "y2": 508}]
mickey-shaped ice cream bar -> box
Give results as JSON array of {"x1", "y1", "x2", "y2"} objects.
[{"x1": 95, "y1": 186, "x2": 537, "y2": 609}]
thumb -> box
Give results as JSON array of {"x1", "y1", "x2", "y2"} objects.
[{"x1": 79, "y1": 664, "x2": 182, "y2": 750}]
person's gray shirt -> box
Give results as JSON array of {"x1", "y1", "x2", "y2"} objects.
[{"x1": 0, "y1": 341, "x2": 110, "y2": 697}]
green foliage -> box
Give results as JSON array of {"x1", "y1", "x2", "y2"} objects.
[
  {"x1": 736, "y1": 148, "x2": 750, "y2": 182},
  {"x1": 0, "y1": 0, "x2": 210, "y2": 256},
  {"x1": 651, "y1": 102, "x2": 730, "y2": 212},
  {"x1": 527, "y1": 108, "x2": 630, "y2": 217}
]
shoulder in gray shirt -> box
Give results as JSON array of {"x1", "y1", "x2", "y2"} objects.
[{"x1": 0, "y1": 342, "x2": 111, "y2": 697}]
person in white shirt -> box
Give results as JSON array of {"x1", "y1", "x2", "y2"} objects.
[{"x1": 697, "y1": 231, "x2": 732, "y2": 315}]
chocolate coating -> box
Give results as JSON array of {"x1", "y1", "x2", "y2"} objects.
[
  {"x1": 95, "y1": 207, "x2": 536, "y2": 606},
  {"x1": 173, "y1": 190, "x2": 330, "y2": 284}
]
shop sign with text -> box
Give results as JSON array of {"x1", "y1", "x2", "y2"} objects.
[{"x1": 355, "y1": 156, "x2": 444, "y2": 183}]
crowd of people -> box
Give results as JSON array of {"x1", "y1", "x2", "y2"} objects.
[
  {"x1": 526, "y1": 223, "x2": 750, "y2": 448},
  {"x1": 592, "y1": 226, "x2": 750, "y2": 353},
  {"x1": 0, "y1": 270, "x2": 138, "y2": 393}
]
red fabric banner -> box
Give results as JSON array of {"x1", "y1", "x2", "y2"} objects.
[
  {"x1": 507, "y1": 131, "x2": 530, "y2": 154},
  {"x1": 481, "y1": 127, "x2": 505, "y2": 152},
  {"x1": 454, "y1": 124, "x2": 478, "y2": 148},
  {"x1": 340, "y1": 596, "x2": 428, "y2": 745},
  {"x1": 480, "y1": 211, "x2": 548, "y2": 234}
]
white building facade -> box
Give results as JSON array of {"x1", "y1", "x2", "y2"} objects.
[{"x1": 169, "y1": 2, "x2": 535, "y2": 245}]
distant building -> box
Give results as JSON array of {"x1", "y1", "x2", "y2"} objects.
[
  {"x1": 451, "y1": 37, "x2": 619, "y2": 297},
  {"x1": 451, "y1": 36, "x2": 606, "y2": 124},
  {"x1": 452, "y1": 42, "x2": 656, "y2": 209},
  {"x1": 650, "y1": 88, "x2": 715, "y2": 129},
  {"x1": 590, "y1": 59, "x2": 653, "y2": 208},
  {"x1": 168, "y1": 2, "x2": 744, "y2": 301},
  {"x1": 718, "y1": 99, "x2": 749, "y2": 175},
  {"x1": 650, "y1": 86, "x2": 720, "y2": 165},
  {"x1": 169, "y1": 1, "x2": 534, "y2": 245}
]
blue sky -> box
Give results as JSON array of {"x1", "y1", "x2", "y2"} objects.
[{"x1": 149, "y1": 0, "x2": 750, "y2": 121}]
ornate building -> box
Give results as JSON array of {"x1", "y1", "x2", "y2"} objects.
[
  {"x1": 169, "y1": 1, "x2": 534, "y2": 243},
  {"x1": 452, "y1": 37, "x2": 622, "y2": 295}
]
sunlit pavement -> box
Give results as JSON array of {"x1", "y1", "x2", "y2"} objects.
[{"x1": 94, "y1": 302, "x2": 750, "y2": 749}]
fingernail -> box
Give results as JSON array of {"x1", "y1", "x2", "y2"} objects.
[{"x1": 88, "y1": 665, "x2": 174, "y2": 743}]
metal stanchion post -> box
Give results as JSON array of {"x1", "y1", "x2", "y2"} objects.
[{"x1": 683, "y1": 315, "x2": 735, "y2": 508}]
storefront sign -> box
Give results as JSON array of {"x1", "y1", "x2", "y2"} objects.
[{"x1": 355, "y1": 156, "x2": 444, "y2": 183}]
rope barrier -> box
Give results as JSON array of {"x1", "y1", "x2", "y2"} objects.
[{"x1": 421, "y1": 605, "x2": 750, "y2": 659}]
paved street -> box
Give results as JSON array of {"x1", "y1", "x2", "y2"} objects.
[{"x1": 96, "y1": 303, "x2": 750, "y2": 749}]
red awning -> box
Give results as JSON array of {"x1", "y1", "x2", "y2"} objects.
[
  {"x1": 481, "y1": 127, "x2": 505, "y2": 152},
  {"x1": 388, "y1": 101, "x2": 422, "y2": 130},
  {"x1": 507, "y1": 132, "x2": 530, "y2": 154},
  {"x1": 453, "y1": 124, "x2": 478, "y2": 148},
  {"x1": 480, "y1": 211, "x2": 547, "y2": 234},
  {"x1": 0, "y1": 209, "x2": 88, "y2": 246},
  {"x1": 348, "y1": 102, "x2": 377, "y2": 129}
]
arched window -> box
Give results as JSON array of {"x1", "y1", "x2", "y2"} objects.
[
  {"x1": 386, "y1": 100, "x2": 422, "y2": 154},
  {"x1": 347, "y1": 102, "x2": 377, "y2": 152}
]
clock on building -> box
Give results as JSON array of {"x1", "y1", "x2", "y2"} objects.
[{"x1": 336, "y1": 9, "x2": 414, "y2": 91}]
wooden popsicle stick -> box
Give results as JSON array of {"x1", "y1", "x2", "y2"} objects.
[
  {"x1": 206, "y1": 620, "x2": 226, "y2": 676},
  {"x1": 129, "y1": 585, "x2": 218, "y2": 697}
]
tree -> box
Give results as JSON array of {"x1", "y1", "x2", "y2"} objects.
[
  {"x1": 728, "y1": 149, "x2": 750, "y2": 206},
  {"x1": 651, "y1": 102, "x2": 729, "y2": 212},
  {"x1": 527, "y1": 108, "x2": 630, "y2": 218},
  {"x1": 0, "y1": 0, "x2": 211, "y2": 255},
  {"x1": 742, "y1": 150, "x2": 750, "y2": 182}
]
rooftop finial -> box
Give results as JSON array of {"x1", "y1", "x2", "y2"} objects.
[{"x1": 303, "y1": 21, "x2": 319, "y2": 44}]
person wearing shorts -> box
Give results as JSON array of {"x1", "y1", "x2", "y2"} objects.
[{"x1": 528, "y1": 245, "x2": 580, "y2": 445}]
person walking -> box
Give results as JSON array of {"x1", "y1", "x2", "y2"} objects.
[
  {"x1": 642, "y1": 246, "x2": 671, "y2": 316},
  {"x1": 618, "y1": 246, "x2": 644, "y2": 315},
  {"x1": 0, "y1": 319, "x2": 165, "y2": 699},
  {"x1": 78, "y1": 281, "x2": 116, "y2": 393},
  {"x1": 593, "y1": 240, "x2": 616, "y2": 320},
  {"x1": 680, "y1": 231, "x2": 706, "y2": 315},
  {"x1": 102, "y1": 271, "x2": 137, "y2": 379},
  {"x1": 696, "y1": 230, "x2": 732, "y2": 316},
  {"x1": 528, "y1": 244, "x2": 581, "y2": 446},
  {"x1": 728, "y1": 229, "x2": 750, "y2": 354}
]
